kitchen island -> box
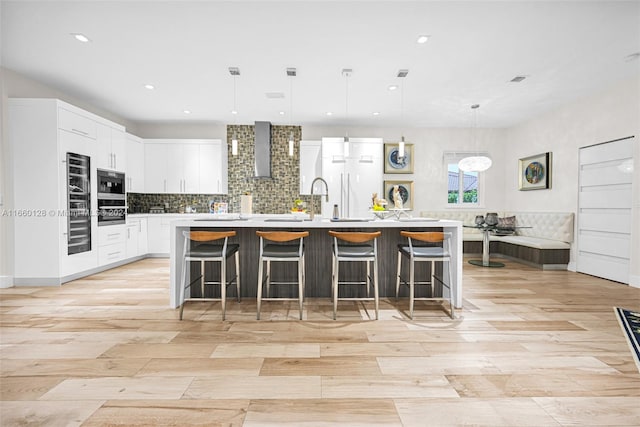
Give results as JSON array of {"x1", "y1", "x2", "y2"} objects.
[{"x1": 169, "y1": 215, "x2": 463, "y2": 311}]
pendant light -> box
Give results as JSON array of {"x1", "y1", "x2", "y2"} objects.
[
  {"x1": 229, "y1": 67, "x2": 240, "y2": 156},
  {"x1": 397, "y1": 69, "x2": 409, "y2": 159},
  {"x1": 342, "y1": 68, "x2": 352, "y2": 157},
  {"x1": 458, "y1": 104, "x2": 492, "y2": 172},
  {"x1": 287, "y1": 68, "x2": 296, "y2": 157}
]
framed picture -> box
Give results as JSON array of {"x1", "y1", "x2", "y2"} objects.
[
  {"x1": 384, "y1": 180, "x2": 414, "y2": 210},
  {"x1": 384, "y1": 143, "x2": 414, "y2": 173},
  {"x1": 518, "y1": 152, "x2": 552, "y2": 190}
]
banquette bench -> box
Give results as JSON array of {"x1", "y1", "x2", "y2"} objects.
[{"x1": 420, "y1": 211, "x2": 574, "y2": 270}]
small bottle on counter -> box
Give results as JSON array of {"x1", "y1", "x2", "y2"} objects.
[{"x1": 332, "y1": 204, "x2": 339, "y2": 220}]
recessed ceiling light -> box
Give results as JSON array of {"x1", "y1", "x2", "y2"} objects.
[
  {"x1": 326, "y1": 112, "x2": 333, "y2": 116},
  {"x1": 144, "y1": 84, "x2": 155, "y2": 90},
  {"x1": 388, "y1": 85, "x2": 398, "y2": 91},
  {"x1": 372, "y1": 112, "x2": 380, "y2": 116},
  {"x1": 71, "y1": 33, "x2": 90, "y2": 43},
  {"x1": 231, "y1": 110, "x2": 238, "y2": 115},
  {"x1": 279, "y1": 111, "x2": 285, "y2": 115},
  {"x1": 183, "y1": 110, "x2": 191, "y2": 114},
  {"x1": 417, "y1": 35, "x2": 430, "y2": 44}
]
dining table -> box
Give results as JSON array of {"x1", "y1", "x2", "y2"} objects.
[{"x1": 463, "y1": 224, "x2": 531, "y2": 268}]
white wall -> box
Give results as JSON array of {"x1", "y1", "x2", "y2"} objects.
[
  {"x1": 303, "y1": 125, "x2": 507, "y2": 213},
  {"x1": 504, "y1": 74, "x2": 640, "y2": 283}
]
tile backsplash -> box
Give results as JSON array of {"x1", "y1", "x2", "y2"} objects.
[{"x1": 128, "y1": 124, "x2": 319, "y2": 214}]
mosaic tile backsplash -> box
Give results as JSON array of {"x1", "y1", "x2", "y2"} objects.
[{"x1": 128, "y1": 124, "x2": 320, "y2": 214}]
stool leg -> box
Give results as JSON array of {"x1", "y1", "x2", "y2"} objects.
[
  {"x1": 235, "y1": 251, "x2": 241, "y2": 302},
  {"x1": 333, "y1": 255, "x2": 339, "y2": 320},
  {"x1": 366, "y1": 261, "x2": 371, "y2": 298},
  {"x1": 266, "y1": 260, "x2": 271, "y2": 298},
  {"x1": 395, "y1": 251, "x2": 402, "y2": 300},
  {"x1": 257, "y1": 257, "x2": 264, "y2": 320},
  {"x1": 221, "y1": 258, "x2": 226, "y2": 321},
  {"x1": 430, "y1": 260, "x2": 436, "y2": 297},
  {"x1": 373, "y1": 258, "x2": 379, "y2": 320},
  {"x1": 179, "y1": 258, "x2": 188, "y2": 320},
  {"x1": 301, "y1": 254, "x2": 306, "y2": 301},
  {"x1": 200, "y1": 260, "x2": 205, "y2": 297},
  {"x1": 409, "y1": 256, "x2": 415, "y2": 320},
  {"x1": 298, "y1": 257, "x2": 304, "y2": 320},
  {"x1": 448, "y1": 259, "x2": 455, "y2": 319}
]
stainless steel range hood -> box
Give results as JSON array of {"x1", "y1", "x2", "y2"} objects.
[{"x1": 254, "y1": 121, "x2": 271, "y2": 178}]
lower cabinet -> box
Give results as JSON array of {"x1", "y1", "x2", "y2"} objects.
[
  {"x1": 98, "y1": 225, "x2": 127, "y2": 266},
  {"x1": 126, "y1": 217, "x2": 148, "y2": 258},
  {"x1": 147, "y1": 216, "x2": 171, "y2": 255}
]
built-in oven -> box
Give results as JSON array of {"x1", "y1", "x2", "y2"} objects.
[{"x1": 97, "y1": 169, "x2": 126, "y2": 226}]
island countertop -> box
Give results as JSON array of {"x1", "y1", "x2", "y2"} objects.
[{"x1": 169, "y1": 215, "x2": 463, "y2": 312}]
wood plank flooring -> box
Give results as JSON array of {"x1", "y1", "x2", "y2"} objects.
[{"x1": 1, "y1": 257, "x2": 640, "y2": 426}]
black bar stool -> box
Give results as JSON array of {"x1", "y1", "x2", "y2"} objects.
[
  {"x1": 178, "y1": 230, "x2": 240, "y2": 320},
  {"x1": 329, "y1": 230, "x2": 381, "y2": 320},
  {"x1": 256, "y1": 230, "x2": 309, "y2": 320},
  {"x1": 396, "y1": 231, "x2": 454, "y2": 319}
]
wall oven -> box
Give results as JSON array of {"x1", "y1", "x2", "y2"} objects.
[{"x1": 97, "y1": 169, "x2": 126, "y2": 226}]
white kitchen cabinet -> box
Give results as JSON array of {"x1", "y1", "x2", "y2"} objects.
[
  {"x1": 199, "y1": 141, "x2": 227, "y2": 194},
  {"x1": 299, "y1": 140, "x2": 322, "y2": 195},
  {"x1": 126, "y1": 217, "x2": 148, "y2": 258},
  {"x1": 97, "y1": 123, "x2": 126, "y2": 171},
  {"x1": 144, "y1": 139, "x2": 226, "y2": 194},
  {"x1": 125, "y1": 133, "x2": 145, "y2": 193},
  {"x1": 321, "y1": 138, "x2": 383, "y2": 218},
  {"x1": 98, "y1": 225, "x2": 127, "y2": 265},
  {"x1": 8, "y1": 98, "x2": 124, "y2": 284},
  {"x1": 147, "y1": 216, "x2": 171, "y2": 255}
]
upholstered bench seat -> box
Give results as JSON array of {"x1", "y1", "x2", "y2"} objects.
[{"x1": 420, "y1": 210, "x2": 574, "y2": 269}]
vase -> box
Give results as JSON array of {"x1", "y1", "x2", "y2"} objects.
[
  {"x1": 485, "y1": 212, "x2": 499, "y2": 226},
  {"x1": 474, "y1": 215, "x2": 485, "y2": 226}
]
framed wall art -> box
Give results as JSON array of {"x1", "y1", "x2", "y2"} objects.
[
  {"x1": 384, "y1": 143, "x2": 414, "y2": 173},
  {"x1": 519, "y1": 152, "x2": 552, "y2": 190},
  {"x1": 384, "y1": 180, "x2": 414, "y2": 210}
]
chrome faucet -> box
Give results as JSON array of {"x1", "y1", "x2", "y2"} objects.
[{"x1": 310, "y1": 177, "x2": 329, "y2": 220}]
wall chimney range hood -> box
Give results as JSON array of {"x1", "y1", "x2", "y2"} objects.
[{"x1": 254, "y1": 121, "x2": 272, "y2": 178}]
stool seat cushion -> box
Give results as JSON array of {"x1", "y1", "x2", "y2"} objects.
[
  {"x1": 399, "y1": 245, "x2": 449, "y2": 258},
  {"x1": 335, "y1": 244, "x2": 375, "y2": 257},
  {"x1": 188, "y1": 243, "x2": 239, "y2": 258},
  {"x1": 262, "y1": 244, "x2": 301, "y2": 258}
]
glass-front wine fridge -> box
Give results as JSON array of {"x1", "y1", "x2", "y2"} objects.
[{"x1": 67, "y1": 152, "x2": 92, "y2": 255}]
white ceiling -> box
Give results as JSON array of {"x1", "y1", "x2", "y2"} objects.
[{"x1": 2, "y1": 1, "x2": 640, "y2": 129}]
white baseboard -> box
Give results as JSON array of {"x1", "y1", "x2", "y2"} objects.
[
  {"x1": 13, "y1": 277, "x2": 62, "y2": 286},
  {"x1": 630, "y1": 274, "x2": 640, "y2": 289},
  {"x1": 0, "y1": 275, "x2": 13, "y2": 288}
]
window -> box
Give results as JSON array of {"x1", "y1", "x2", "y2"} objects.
[{"x1": 444, "y1": 153, "x2": 484, "y2": 206}]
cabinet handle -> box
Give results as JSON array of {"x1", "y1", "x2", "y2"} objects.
[
  {"x1": 127, "y1": 228, "x2": 130, "y2": 239},
  {"x1": 72, "y1": 128, "x2": 89, "y2": 136},
  {"x1": 217, "y1": 179, "x2": 220, "y2": 193},
  {"x1": 164, "y1": 179, "x2": 167, "y2": 192}
]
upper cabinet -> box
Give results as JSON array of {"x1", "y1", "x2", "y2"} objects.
[
  {"x1": 299, "y1": 140, "x2": 322, "y2": 195},
  {"x1": 125, "y1": 133, "x2": 145, "y2": 193},
  {"x1": 97, "y1": 123, "x2": 126, "y2": 171},
  {"x1": 144, "y1": 139, "x2": 227, "y2": 194}
]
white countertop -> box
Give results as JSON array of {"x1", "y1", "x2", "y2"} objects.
[{"x1": 167, "y1": 213, "x2": 462, "y2": 229}]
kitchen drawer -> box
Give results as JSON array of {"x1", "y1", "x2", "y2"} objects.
[
  {"x1": 58, "y1": 107, "x2": 97, "y2": 139},
  {"x1": 98, "y1": 225, "x2": 126, "y2": 246},
  {"x1": 98, "y1": 242, "x2": 126, "y2": 265}
]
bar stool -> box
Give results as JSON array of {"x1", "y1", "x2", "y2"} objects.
[
  {"x1": 396, "y1": 231, "x2": 454, "y2": 319},
  {"x1": 329, "y1": 230, "x2": 381, "y2": 320},
  {"x1": 256, "y1": 230, "x2": 309, "y2": 320},
  {"x1": 178, "y1": 230, "x2": 240, "y2": 321}
]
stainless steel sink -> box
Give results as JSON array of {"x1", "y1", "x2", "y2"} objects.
[
  {"x1": 330, "y1": 218, "x2": 371, "y2": 222},
  {"x1": 264, "y1": 218, "x2": 304, "y2": 222}
]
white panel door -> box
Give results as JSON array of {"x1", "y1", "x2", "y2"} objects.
[
  {"x1": 182, "y1": 144, "x2": 200, "y2": 193},
  {"x1": 199, "y1": 142, "x2": 224, "y2": 194},
  {"x1": 577, "y1": 137, "x2": 634, "y2": 284}
]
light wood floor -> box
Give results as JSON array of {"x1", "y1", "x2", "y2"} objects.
[{"x1": 1, "y1": 257, "x2": 640, "y2": 426}]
